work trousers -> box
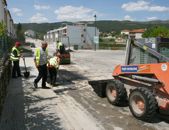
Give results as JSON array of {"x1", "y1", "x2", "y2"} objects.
[
  {"x1": 48, "y1": 67, "x2": 58, "y2": 85},
  {"x1": 12, "y1": 60, "x2": 21, "y2": 77},
  {"x1": 34, "y1": 64, "x2": 47, "y2": 87}
]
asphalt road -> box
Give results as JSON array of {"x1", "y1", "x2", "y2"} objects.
[
  {"x1": 0, "y1": 48, "x2": 169, "y2": 130},
  {"x1": 60, "y1": 50, "x2": 169, "y2": 130}
]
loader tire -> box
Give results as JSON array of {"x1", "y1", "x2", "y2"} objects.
[
  {"x1": 106, "y1": 80, "x2": 127, "y2": 106},
  {"x1": 129, "y1": 87, "x2": 158, "y2": 122}
]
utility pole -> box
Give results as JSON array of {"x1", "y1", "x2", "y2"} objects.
[{"x1": 94, "y1": 14, "x2": 97, "y2": 51}]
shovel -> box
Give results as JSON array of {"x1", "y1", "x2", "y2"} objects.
[{"x1": 23, "y1": 57, "x2": 30, "y2": 78}]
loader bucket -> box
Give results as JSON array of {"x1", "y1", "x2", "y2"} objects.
[{"x1": 88, "y1": 79, "x2": 114, "y2": 98}]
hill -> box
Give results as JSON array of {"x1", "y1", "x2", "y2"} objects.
[{"x1": 17, "y1": 20, "x2": 169, "y2": 38}]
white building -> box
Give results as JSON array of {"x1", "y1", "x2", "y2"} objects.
[
  {"x1": 121, "y1": 30, "x2": 130, "y2": 35},
  {"x1": 0, "y1": 0, "x2": 16, "y2": 38},
  {"x1": 0, "y1": 0, "x2": 6, "y2": 23},
  {"x1": 129, "y1": 29, "x2": 146, "y2": 39},
  {"x1": 6, "y1": 10, "x2": 12, "y2": 36},
  {"x1": 44, "y1": 23, "x2": 99, "y2": 49},
  {"x1": 24, "y1": 30, "x2": 36, "y2": 38},
  {"x1": 11, "y1": 19, "x2": 16, "y2": 38},
  {"x1": 121, "y1": 29, "x2": 146, "y2": 39}
]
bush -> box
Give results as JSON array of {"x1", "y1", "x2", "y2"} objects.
[
  {"x1": 99, "y1": 42, "x2": 126, "y2": 50},
  {"x1": 109, "y1": 38, "x2": 115, "y2": 42}
]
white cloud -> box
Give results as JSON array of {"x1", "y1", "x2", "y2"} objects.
[
  {"x1": 11, "y1": 8, "x2": 23, "y2": 16},
  {"x1": 124, "y1": 15, "x2": 133, "y2": 21},
  {"x1": 54, "y1": 5, "x2": 97, "y2": 21},
  {"x1": 30, "y1": 13, "x2": 48, "y2": 23},
  {"x1": 122, "y1": 0, "x2": 169, "y2": 12},
  {"x1": 122, "y1": 1, "x2": 148, "y2": 11},
  {"x1": 149, "y1": 6, "x2": 169, "y2": 12},
  {"x1": 34, "y1": 4, "x2": 50, "y2": 10},
  {"x1": 147, "y1": 16, "x2": 158, "y2": 21}
]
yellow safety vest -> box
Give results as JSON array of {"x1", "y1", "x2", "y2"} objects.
[
  {"x1": 10, "y1": 47, "x2": 20, "y2": 61},
  {"x1": 35, "y1": 48, "x2": 48, "y2": 65},
  {"x1": 56, "y1": 42, "x2": 63, "y2": 50},
  {"x1": 48, "y1": 57, "x2": 59, "y2": 69}
]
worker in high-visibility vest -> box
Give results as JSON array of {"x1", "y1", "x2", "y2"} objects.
[
  {"x1": 10, "y1": 41, "x2": 22, "y2": 78},
  {"x1": 34, "y1": 41, "x2": 49, "y2": 89},
  {"x1": 56, "y1": 40, "x2": 64, "y2": 52},
  {"x1": 47, "y1": 51, "x2": 61, "y2": 86}
]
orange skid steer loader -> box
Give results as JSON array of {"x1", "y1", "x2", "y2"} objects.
[{"x1": 89, "y1": 37, "x2": 169, "y2": 122}]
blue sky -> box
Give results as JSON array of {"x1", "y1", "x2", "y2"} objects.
[{"x1": 7, "y1": 0, "x2": 169, "y2": 23}]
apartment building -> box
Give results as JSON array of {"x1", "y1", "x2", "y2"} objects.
[{"x1": 44, "y1": 23, "x2": 99, "y2": 49}]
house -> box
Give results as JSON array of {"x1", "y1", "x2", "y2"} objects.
[
  {"x1": 44, "y1": 22, "x2": 99, "y2": 49},
  {"x1": 121, "y1": 29, "x2": 146, "y2": 39},
  {"x1": 25, "y1": 30, "x2": 36, "y2": 38},
  {"x1": 121, "y1": 30, "x2": 130, "y2": 35},
  {"x1": 129, "y1": 29, "x2": 146, "y2": 39},
  {"x1": 115, "y1": 37, "x2": 126, "y2": 44}
]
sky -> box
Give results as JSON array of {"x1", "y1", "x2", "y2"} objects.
[{"x1": 7, "y1": 0, "x2": 169, "y2": 23}]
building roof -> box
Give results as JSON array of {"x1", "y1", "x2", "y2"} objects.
[
  {"x1": 130, "y1": 29, "x2": 145, "y2": 33},
  {"x1": 121, "y1": 29, "x2": 130, "y2": 32}
]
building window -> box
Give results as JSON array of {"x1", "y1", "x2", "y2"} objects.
[{"x1": 63, "y1": 29, "x2": 67, "y2": 33}]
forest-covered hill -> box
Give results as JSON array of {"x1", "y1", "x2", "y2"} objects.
[{"x1": 18, "y1": 20, "x2": 169, "y2": 38}]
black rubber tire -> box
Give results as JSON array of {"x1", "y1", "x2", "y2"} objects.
[
  {"x1": 106, "y1": 80, "x2": 127, "y2": 106},
  {"x1": 129, "y1": 87, "x2": 158, "y2": 122}
]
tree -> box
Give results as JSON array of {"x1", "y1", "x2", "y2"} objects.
[
  {"x1": 0, "y1": 22, "x2": 6, "y2": 37},
  {"x1": 16, "y1": 23, "x2": 25, "y2": 42},
  {"x1": 143, "y1": 26, "x2": 169, "y2": 38}
]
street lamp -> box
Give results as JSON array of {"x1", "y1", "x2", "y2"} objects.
[{"x1": 94, "y1": 14, "x2": 97, "y2": 51}]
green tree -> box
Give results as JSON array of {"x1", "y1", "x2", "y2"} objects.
[
  {"x1": 143, "y1": 26, "x2": 169, "y2": 38},
  {"x1": 16, "y1": 23, "x2": 25, "y2": 42},
  {"x1": 0, "y1": 22, "x2": 6, "y2": 37}
]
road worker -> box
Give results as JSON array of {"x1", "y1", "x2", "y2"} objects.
[
  {"x1": 10, "y1": 41, "x2": 22, "y2": 78},
  {"x1": 34, "y1": 41, "x2": 49, "y2": 89},
  {"x1": 56, "y1": 40, "x2": 64, "y2": 53},
  {"x1": 48, "y1": 51, "x2": 61, "y2": 86}
]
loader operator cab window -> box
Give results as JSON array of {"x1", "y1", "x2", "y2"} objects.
[
  {"x1": 159, "y1": 42, "x2": 169, "y2": 59},
  {"x1": 128, "y1": 38, "x2": 169, "y2": 65},
  {"x1": 128, "y1": 40, "x2": 158, "y2": 65}
]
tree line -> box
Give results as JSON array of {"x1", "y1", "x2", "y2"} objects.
[{"x1": 15, "y1": 20, "x2": 169, "y2": 40}]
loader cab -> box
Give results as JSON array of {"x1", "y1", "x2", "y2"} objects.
[{"x1": 125, "y1": 37, "x2": 169, "y2": 65}]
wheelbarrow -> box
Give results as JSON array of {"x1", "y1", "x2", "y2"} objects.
[{"x1": 23, "y1": 57, "x2": 30, "y2": 78}]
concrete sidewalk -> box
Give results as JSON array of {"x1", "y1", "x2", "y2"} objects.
[{"x1": 0, "y1": 56, "x2": 104, "y2": 130}]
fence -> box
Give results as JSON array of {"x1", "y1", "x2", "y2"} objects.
[{"x1": 0, "y1": 36, "x2": 13, "y2": 115}]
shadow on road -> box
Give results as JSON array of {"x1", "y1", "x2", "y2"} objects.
[
  {"x1": 58, "y1": 69, "x2": 88, "y2": 82},
  {"x1": 0, "y1": 71, "x2": 64, "y2": 130},
  {"x1": 50, "y1": 68, "x2": 88, "y2": 94},
  {"x1": 24, "y1": 93, "x2": 63, "y2": 130}
]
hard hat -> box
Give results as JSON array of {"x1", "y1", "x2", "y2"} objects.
[{"x1": 15, "y1": 41, "x2": 21, "y2": 47}]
